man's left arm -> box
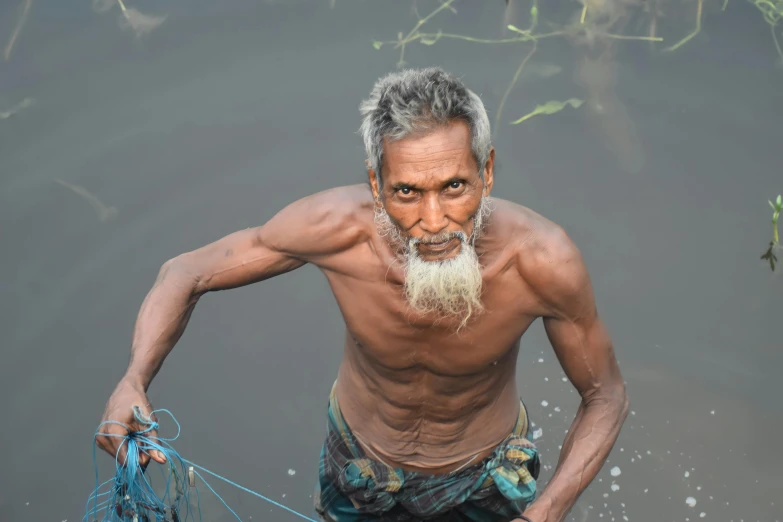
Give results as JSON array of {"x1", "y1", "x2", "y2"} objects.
[{"x1": 516, "y1": 227, "x2": 630, "y2": 522}]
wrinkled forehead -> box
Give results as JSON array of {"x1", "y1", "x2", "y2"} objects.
[{"x1": 380, "y1": 122, "x2": 478, "y2": 185}]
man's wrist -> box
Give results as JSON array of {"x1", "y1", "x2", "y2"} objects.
[{"x1": 121, "y1": 370, "x2": 150, "y2": 392}]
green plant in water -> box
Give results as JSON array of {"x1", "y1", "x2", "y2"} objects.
[
  {"x1": 371, "y1": 0, "x2": 659, "y2": 132},
  {"x1": 510, "y1": 98, "x2": 584, "y2": 124},
  {"x1": 747, "y1": 0, "x2": 783, "y2": 62},
  {"x1": 761, "y1": 194, "x2": 782, "y2": 271}
]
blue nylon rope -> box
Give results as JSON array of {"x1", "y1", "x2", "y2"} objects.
[{"x1": 84, "y1": 407, "x2": 318, "y2": 522}]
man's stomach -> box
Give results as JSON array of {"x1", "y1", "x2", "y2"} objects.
[{"x1": 333, "y1": 359, "x2": 523, "y2": 474}]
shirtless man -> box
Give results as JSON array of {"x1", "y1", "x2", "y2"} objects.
[{"x1": 97, "y1": 67, "x2": 629, "y2": 522}]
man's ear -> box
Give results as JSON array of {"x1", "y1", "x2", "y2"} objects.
[
  {"x1": 368, "y1": 166, "x2": 381, "y2": 201},
  {"x1": 482, "y1": 147, "x2": 495, "y2": 197}
]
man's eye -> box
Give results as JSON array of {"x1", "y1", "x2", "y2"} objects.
[
  {"x1": 449, "y1": 181, "x2": 463, "y2": 189},
  {"x1": 400, "y1": 188, "x2": 411, "y2": 194}
]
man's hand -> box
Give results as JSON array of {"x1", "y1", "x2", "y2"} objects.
[{"x1": 96, "y1": 377, "x2": 167, "y2": 467}]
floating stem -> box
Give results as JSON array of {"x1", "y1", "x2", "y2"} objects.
[
  {"x1": 4, "y1": 0, "x2": 33, "y2": 61},
  {"x1": 494, "y1": 39, "x2": 538, "y2": 137},
  {"x1": 664, "y1": 0, "x2": 704, "y2": 52}
]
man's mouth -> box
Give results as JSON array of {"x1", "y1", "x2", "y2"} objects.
[{"x1": 418, "y1": 237, "x2": 459, "y2": 254}]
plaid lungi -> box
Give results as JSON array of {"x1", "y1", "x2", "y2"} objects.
[{"x1": 314, "y1": 384, "x2": 540, "y2": 521}]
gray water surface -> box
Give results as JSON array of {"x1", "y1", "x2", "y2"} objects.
[{"x1": 1, "y1": 1, "x2": 781, "y2": 521}]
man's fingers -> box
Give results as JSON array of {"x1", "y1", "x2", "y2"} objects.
[
  {"x1": 140, "y1": 426, "x2": 167, "y2": 464},
  {"x1": 151, "y1": 449, "x2": 167, "y2": 464}
]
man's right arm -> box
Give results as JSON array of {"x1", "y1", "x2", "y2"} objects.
[
  {"x1": 124, "y1": 186, "x2": 364, "y2": 390},
  {"x1": 99, "y1": 187, "x2": 365, "y2": 463}
]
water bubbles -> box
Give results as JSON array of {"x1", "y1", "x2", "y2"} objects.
[
  {"x1": 287, "y1": 469, "x2": 296, "y2": 476},
  {"x1": 538, "y1": 358, "x2": 544, "y2": 363},
  {"x1": 611, "y1": 484, "x2": 620, "y2": 492},
  {"x1": 610, "y1": 466, "x2": 622, "y2": 477},
  {"x1": 541, "y1": 400, "x2": 549, "y2": 407},
  {"x1": 686, "y1": 497, "x2": 697, "y2": 507},
  {"x1": 533, "y1": 428, "x2": 543, "y2": 440},
  {"x1": 685, "y1": 471, "x2": 690, "y2": 478}
]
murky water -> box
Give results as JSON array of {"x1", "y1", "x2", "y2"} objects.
[{"x1": 1, "y1": 1, "x2": 781, "y2": 521}]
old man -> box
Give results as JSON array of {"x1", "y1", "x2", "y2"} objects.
[{"x1": 97, "y1": 67, "x2": 629, "y2": 522}]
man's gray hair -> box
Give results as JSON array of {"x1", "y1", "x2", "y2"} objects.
[{"x1": 359, "y1": 67, "x2": 492, "y2": 192}]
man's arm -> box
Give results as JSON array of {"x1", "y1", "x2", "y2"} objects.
[
  {"x1": 516, "y1": 226, "x2": 629, "y2": 522},
  {"x1": 98, "y1": 187, "x2": 364, "y2": 464},
  {"x1": 125, "y1": 187, "x2": 364, "y2": 390}
]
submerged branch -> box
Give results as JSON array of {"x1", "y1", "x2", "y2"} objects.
[
  {"x1": 4, "y1": 0, "x2": 33, "y2": 61},
  {"x1": 663, "y1": 0, "x2": 704, "y2": 52},
  {"x1": 494, "y1": 40, "x2": 538, "y2": 137}
]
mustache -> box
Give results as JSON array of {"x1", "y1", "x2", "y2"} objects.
[{"x1": 410, "y1": 231, "x2": 467, "y2": 246}]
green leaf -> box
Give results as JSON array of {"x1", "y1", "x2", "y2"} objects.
[
  {"x1": 510, "y1": 98, "x2": 584, "y2": 125},
  {"x1": 777, "y1": 194, "x2": 782, "y2": 207},
  {"x1": 372, "y1": 40, "x2": 383, "y2": 50},
  {"x1": 771, "y1": 200, "x2": 777, "y2": 211},
  {"x1": 419, "y1": 31, "x2": 441, "y2": 45}
]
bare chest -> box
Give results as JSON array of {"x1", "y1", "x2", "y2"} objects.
[{"x1": 320, "y1": 247, "x2": 540, "y2": 375}]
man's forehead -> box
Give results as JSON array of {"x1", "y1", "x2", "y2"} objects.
[{"x1": 381, "y1": 130, "x2": 477, "y2": 186}]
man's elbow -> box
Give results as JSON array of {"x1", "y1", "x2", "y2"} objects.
[
  {"x1": 159, "y1": 255, "x2": 205, "y2": 296},
  {"x1": 609, "y1": 381, "x2": 630, "y2": 423},
  {"x1": 587, "y1": 380, "x2": 629, "y2": 422}
]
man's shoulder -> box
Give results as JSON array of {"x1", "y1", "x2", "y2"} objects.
[
  {"x1": 488, "y1": 198, "x2": 587, "y2": 307},
  {"x1": 487, "y1": 198, "x2": 569, "y2": 254},
  {"x1": 258, "y1": 184, "x2": 373, "y2": 258},
  {"x1": 278, "y1": 184, "x2": 374, "y2": 229},
  {"x1": 296, "y1": 183, "x2": 374, "y2": 212}
]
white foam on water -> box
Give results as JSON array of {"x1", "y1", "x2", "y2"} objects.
[
  {"x1": 611, "y1": 484, "x2": 620, "y2": 492},
  {"x1": 533, "y1": 428, "x2": 543, "y2": 440},
  {"x1": 610, "y1": 466, "x2": 622, "y2": 477},
  {"x1": 541, "y1": 400, "x2": 549, "y2": 407},
  {"x1": 287, "y1": 469, "x2": 296, "y2": 476},
  {"x1": 686, "y1": 497, "x2": 697, "y2": 507},
  {"x1": 538, "y1": 358, "x2": 544, "y2": 363},
  {"x1": 684, "y1": 471, "x2": 690, "y2": 478}
]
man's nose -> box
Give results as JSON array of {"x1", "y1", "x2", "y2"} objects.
[{"x1": 419, "y1": 194, "x2": 449, "y2": 234}]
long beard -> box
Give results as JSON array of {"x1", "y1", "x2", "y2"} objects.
[{"x1": 373, "y1": 196, "x2": 493, "y2": 331}]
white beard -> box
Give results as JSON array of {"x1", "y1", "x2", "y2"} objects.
[{"x1": 373, "y1": 196, "x2": 493, "y2": 330}]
